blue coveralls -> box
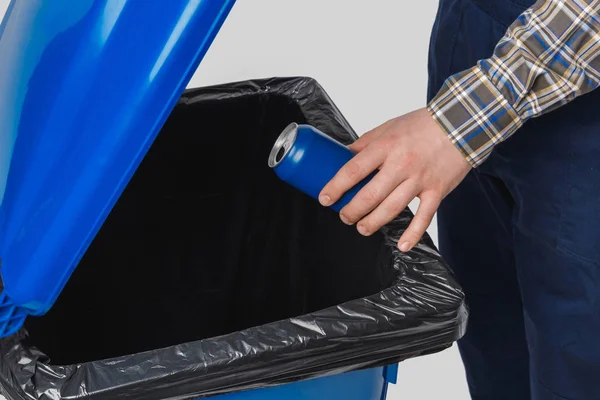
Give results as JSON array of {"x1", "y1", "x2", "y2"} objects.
[{"x1": 428, "y1": 1, "x2": 600, "y2": 399}]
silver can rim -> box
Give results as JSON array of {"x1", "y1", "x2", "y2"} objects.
[{"x1": 268, "y1": 122, "x2": 299, "y2": 168}]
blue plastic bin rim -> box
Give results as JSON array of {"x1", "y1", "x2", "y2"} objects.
[{"x1": 0, "y1": 0, "x2": 236, "y2": 338}]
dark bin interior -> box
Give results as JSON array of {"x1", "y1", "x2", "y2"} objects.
[{"x1": 24, "y1": 89, "x2": 396, "y2": 366}]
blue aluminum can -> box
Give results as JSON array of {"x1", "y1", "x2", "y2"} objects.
[{"x1": 268, "y1": 123, "x2": 373, "y2": 212}]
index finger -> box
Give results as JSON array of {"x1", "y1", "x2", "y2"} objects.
[{"x1": 319, "y1": 143, "x2": 386, "y2": 206}]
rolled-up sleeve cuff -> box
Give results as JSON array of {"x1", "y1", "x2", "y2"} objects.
[{"x1": 427, "y1": 65, "x2": 523, "y2": 167}]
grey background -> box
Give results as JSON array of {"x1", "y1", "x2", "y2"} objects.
[{"x1": 0, "y1": 1, "x2": 469, "y2": 398}]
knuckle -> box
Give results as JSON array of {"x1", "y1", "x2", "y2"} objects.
[
  {"x1": 387, "y1": 197, "x2": 409, "y2": 214},
  {"x1": 383, "y1": 192, "x2": 412, "y2": 216},
  {"x1": 365, "y1": 214, "x2": 391, "y2": 232},
  {"x1": 360, "y1": 187, "x2": 379, "y2": 205},
  {"x1": 379, "y1": 134, "x2": 395, "y2": 147},
  {"x1": 420, "y1": 170, "x2": 433, "y2": 185},
  {"x1": 344, "y1": 161, "x2": 361, "y2": 179},
  {"x1": 401, "y1": 151, "x2": 418, "y2": 168},
  {"x1": 387, "y1": 160, "x2": 404, "y2": 175},
  {"x1": 367, "y1": 205, "x2": 392, "y2": 226},
  {"x1": 390, "y1": 155, "x2": 416, "y2": 174},
  {"x1": 381, "y1": 203, "x2": 404, "y2": 220}
]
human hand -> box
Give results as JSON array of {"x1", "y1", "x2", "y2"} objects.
[{"x1": 318, "y1": 108, "x2": 471, "y2": 252}]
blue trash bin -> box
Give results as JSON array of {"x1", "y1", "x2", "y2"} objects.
[
  {"x1": 214, "y1": 366, "x2": 398, "y2": 400},
  {"x1": 0, "y1": 2, "x2": 467, "y2": 399}
]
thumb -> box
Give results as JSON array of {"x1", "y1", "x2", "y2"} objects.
[{"x1": 348, "y1": 119, "x2": 393, "y2": 153}]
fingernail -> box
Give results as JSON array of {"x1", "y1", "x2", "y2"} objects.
[
  {"x1": 399, "y1": 242, "x2": 411, "y2": 252},
  {"x1": 340, "y1": 214, "x2": 352, "y2": 225},
  {"x1": 357, "y1": 225, "x2": 369, "y2": 236},
  {"x1": 319, "y1": 195, "x2": 331, "y2": 206}
]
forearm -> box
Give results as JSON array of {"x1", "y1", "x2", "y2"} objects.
[{"x1": 428, "y1": 0, "x2": 600, "y2": 166}]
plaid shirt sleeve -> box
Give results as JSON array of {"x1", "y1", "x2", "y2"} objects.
[{"x1": 428, "y1": 0, "x2": 600, "y2": 166}]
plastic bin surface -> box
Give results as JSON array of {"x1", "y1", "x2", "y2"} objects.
[
  {"x1": 0, "y1": 0, "x2": 235, "y2": 337},
  {"x1": 211, "y1": 367, "x2": 396, "y2": 400}
]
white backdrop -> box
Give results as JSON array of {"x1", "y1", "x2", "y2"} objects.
[{"x1": 0, "y1": 1, "x2": 469, "y2": 399}]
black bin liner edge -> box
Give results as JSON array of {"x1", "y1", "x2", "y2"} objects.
[{"x1": 0, "y1": 77, "x2": 467, "y2": 400}]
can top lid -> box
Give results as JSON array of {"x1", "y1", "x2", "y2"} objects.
[
  {"x1": 0, "y1": 0, "x2": 234, "y2": 338},
  {"x1": 268, "y1": 123, "x2": 299, "y2": 168}
]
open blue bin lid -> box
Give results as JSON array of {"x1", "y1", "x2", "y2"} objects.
[{"x1": 0, "y1": 0, "x2": 235, "y2": 338}]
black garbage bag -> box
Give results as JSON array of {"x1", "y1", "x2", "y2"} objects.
[{"x1": 0, "y1": 77, "x2": 467, "y2": 400}]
